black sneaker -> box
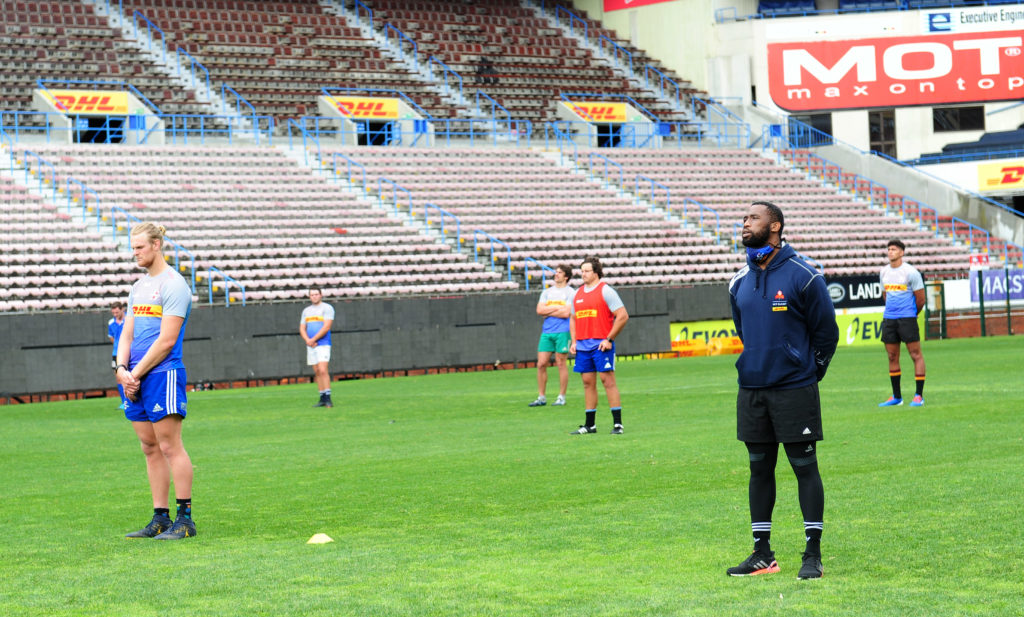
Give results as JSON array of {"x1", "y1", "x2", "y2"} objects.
[
  {"x1": 611, "y1": 424, "x2": 624, "y2": 434},
  {"x1": 727, "y1": 550, "x2": 780, "y2": 576},
  {"x1": 153, "y1": 515, "x2": 197, "y2": 540},
  {"x1": 313, "y1": 393, "x2": 328, "y2": 408},
  {"x1": 324, "y1": 395, "x2": 333, "y2": 408},
  {"x1": 569, "y1": 425, "x2": 596, "y2": 435},
  {"x1": 797, "y1": 552, "x2": 823, "y2": 579},
  {"x1": 125, "y1": 514, "x2": 172, "y2": 538}
]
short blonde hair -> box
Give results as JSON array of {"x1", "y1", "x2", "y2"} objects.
[{"x1": 131, "y1": 222, "x2": 166, "y2": 247}]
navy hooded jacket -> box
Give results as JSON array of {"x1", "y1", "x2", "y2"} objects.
[{"x1": 729, "y1": 244, "x2": 839, "y2": 390}]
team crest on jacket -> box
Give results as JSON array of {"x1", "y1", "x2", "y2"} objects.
[{"x1": 772, "y1": 290, "x2": 788, "y2": 312}]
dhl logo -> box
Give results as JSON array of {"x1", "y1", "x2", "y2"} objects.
[
  {"x1": 884, "y1": 284, "x2": 908, "y2": 292},
  {"x1": 42, "y1": 89, "x2": 131, "y2": 115},
  {"x1": 133, "y1": 304, "x2": 163, "y2": 317},
  {"x1": 332, "y1": 96, "x2": 399, "y2": 119},
  {"x1": 772, "y1": 306, "x2": 788, "y2": 312},
  {"x1": 545, "y1": 300, "x2": 567, "y2": 306},
  {"x1": 305, "y1": 316, "x2": 325, "y2": 322},
  {"x1": 576, "y1": 309, "x2": 598, "y2": 319},
  {"x1": 978, "y1": 161, "x2": 1024, "y2": 191},
  {"x1": 566, "y1": 102, "x2": 627, "y2": 122}
]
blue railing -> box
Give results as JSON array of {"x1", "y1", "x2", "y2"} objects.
[
  {"x1": 635, "y1": 174, "x2": 671, "y2": 212},
  {"x1": 331, "y1": 152, "x2": 367, "y2": 194},
  {"x1": 523, "y1": 257, "x2": 555, "y2": 291},
  {"x1": 110, "y1": 206, "x2": 142, "y2": 250},
  {"x1": 427, "y1": 56, "x2": 464, "y2": 103},
  {"x1": 220, "y1": 83, "x2": 262, "y2": 142},
  {"x1": 377, "y1": 177, "x2": 413, "y2": 213},
  {"x1": 162, "y1": 236, "x2": 197, "y2": 293},
  {"x1": 555, "y1": 5, "x2": 588, "y2": 41},
  {"x1": 0, "y1": 127, "x2": 13, "y2": 172},
  {"x1": 475, "y1": 90, "x2": 513, "y2": 130},
  {"x1": 384, "y1": 23, "x2": 419, "y2": 70},
  {"x1": 432, "y1": 118, "x2": 532, "y2": 147},
  {"x1": 949, "y1": 216, "x2": 991, "y2": 253},
  {"x1": 133, "y1": 10, "x2": 167, "y2": 63},
  {"x1": 795, "y1": 251, "x2": 825, "y2": 274},
  {"x1": 681, "y1": 197, "x2": 721, "y2": 238},
  {"x1": 21, "y1": 150, "x2": 58, "y2": 201},
  {"x1": 352, "y1": 0, "x2": 373, "y2": 28},
  {"x1": 423, "y1": 202, "x2": 462, "y2": 252},
  {"x1": 644, "y1": 65, "x2": 681, "y2": 109},
  {"x1": 472, "y1": 230, "x2": 512, "y2": 281},
  {"x1": 546, "y1": 123, "x2": 578, "y2": 166},
  {"x1": 66, "y1": 177, "x2": 102, "y2": 231},
  {"x1": 587, "y1": 152, "x2": 624, "y2": 190},
  {"x1": 732, "y1": 221, "x2": 743, "y2": 251},
  {"x1": 286, "y1": 118, "x2": 322, "y2": 165},
  {"x1": 176, "y1": 47, "x2": 211, "y2": 94},
  {"x1": 598, "y1": 36, "x2": 633, "y2": 74},
  {"x1": 206, "y1": 266, "x2": 246, "y2": 306},
  {"x1": 160, "y1": 114, "x2": 275, "y2": 146}
]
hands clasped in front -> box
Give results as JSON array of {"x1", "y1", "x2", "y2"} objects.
[{"x1": 117, "y1": 367, "x2": 141, "y2": 402}]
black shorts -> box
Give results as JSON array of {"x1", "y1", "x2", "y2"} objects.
[
  {"x1": 737, "y1": 384, "x2": 822, "y2": 443},
  {"x1": 881, "y1": 317, "x2": 920, "y2": 344}
]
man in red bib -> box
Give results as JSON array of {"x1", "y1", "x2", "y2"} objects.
[{"x1": 569, "y1": 257, "x2": 630, "y2": 435}]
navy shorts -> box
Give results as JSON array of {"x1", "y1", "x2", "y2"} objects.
[
  {"x1": 737, "y1": 383, "x2": 822, "y2": 443},
  {"x1": 574, "y1": 343, "x2": 616, "y2": 373},
  {"x1": 881, "y1": 317, "x2": 920, "y2": 344},
  {"x1": 124, "y1": 368, "x2": 188, "y2": 423}
]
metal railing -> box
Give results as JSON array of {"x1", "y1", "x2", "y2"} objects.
[
  {"x1": 66, "y1": 177, "x2": 102, "y2": 231},
  {"x1": 587, "y1": 152, "x2": 624, "y2": 191},
  {"x1": 598, "y1": 35, "x2": 633, "y2": 74},
  {"x1": 384, "y1": 23, "x2": 419, "y2": 70},
  {"x1": 423, "y1": 202, "x2": 462, "y2": 252},
  {"x1": 176, "y1": 47, "x2": 211, "y2": 94},
  {"x1": 110, "y1": 206, "x2": 142, "y2": 249},
  {"x1": 330, "y1": 152, "x2": 368, "y2": 194},
  {"x1": 427, "y1": 56, "x2": 464, "y2": 103},
  {"x1": 206, "y1": 266, "x2": 246, "y2": 306},
  {"x1": 161, "y1": 235, "x2": 197, "y2": 293},
  {"x1": 644, "y1": 65, "x2": 681, "y2": 109},
  {"x1": 377, "y1": 177, "x2": 413, "y2": 213},
  {"x1": 286, "y1": 118, "x2": 322, "y2": 165},
  {"x1": 132, "y1": 10, "x2": 167, "y2": 63},
  {"x1": 522, "y1": 257, "x2": 555, "y2": 291},
  {"x1": 635, "y1": 174, "x2": 671, "y2": 212},
  {"x1": 681, "y1": 197, "x2": 721, "y2": 238},
  {"x1": 21, "y1": 150, "x2": 58, "y2": 201},
  {"x1": 352, "y1": 0, "x2": 373, "y2": 28},
  {"x1": 220, "y1": 84, "x2": 261, "y2": 143},
  {"x1": 554, "y1": 5, "x2": 588, "y2": 40},
  {"x1": 472, "y1": 230, "x2": 512, "y2": 281}
]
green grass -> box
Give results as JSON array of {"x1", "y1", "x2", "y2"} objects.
[{"x1": 2, "y1": 337, "x2": 1023, "y2": 617}]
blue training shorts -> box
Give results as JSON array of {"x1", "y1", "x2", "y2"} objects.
[
  {"x1": 124, "y1": 368, "x2": 188, "y2": 423},
  {"x1": 574, "y1": 344, "x2": 616, "y2": 373}
]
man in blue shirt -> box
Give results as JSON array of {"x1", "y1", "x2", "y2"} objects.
[
  {"x1": 727, "y1": 202, "x2": 838, "y2": 580},
  {"x1": 878, "y1": 238, "x2": 926, "y2": 407},
  {"x1": 108, "y1": 302, "x2": 126, "y2": 405}
]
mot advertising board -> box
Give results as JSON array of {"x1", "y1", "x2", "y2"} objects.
[{"x1": 604, "y1": 0, "x2": 676, "y2": 12}]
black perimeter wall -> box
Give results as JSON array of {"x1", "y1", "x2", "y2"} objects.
[{"x1": 0, "y1": 286, "x2": 731, "y2": 397}]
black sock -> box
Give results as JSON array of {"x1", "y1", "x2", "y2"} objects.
[
  {"x1": 746, "y1": 443, "x2": 779, "y2": 553},
  {"x1": 584, "y1": 409, "x2": 596, "y2": 428},
  {"x1": 154, "y1": 507, "x2": 170, "y2": 519},
  {"x1": 890, "y1": 371, "x2": 901, "y2": 398},
  {"x1": 752, "y1": 522, "x2": 772, "y2": 554},
  {"x1": 784, "y1": 442, "x2": 824, "y2": 557},
  {"x1": 915, "y1": 375, "x2": 925, "y2": 397},
  {"x1": 176, "y1": 498, "x2": 192, "y2": 520},
  {"x1": 611, "y1": 407, "x2": 622, "y2": 425},
  {"x1": 804, "y1": 524, "x2": 822, "y2": 557}
]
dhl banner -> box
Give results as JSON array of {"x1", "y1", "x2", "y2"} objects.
[
  {"x1": 40, "y1": 89, "x2": 131, "y2": 115},
  {"x1": 330, "y1": 96, "x2": 399, "y2": 120},
  {"x1": 562, "y1": 101, "x2": 628, "y2": 122},
  {"x1": 978, "y1": 160, "x2": 1024, "y2": 192},
  {"x1": 605, "y1": 0, "x2": 676, "y2": 11}
]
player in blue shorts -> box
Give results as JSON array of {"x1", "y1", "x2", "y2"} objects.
[
  {"x1": 107, "y1": 301, "x2": 126, "y2": 406},
  {"x1": 116, "y1": 222, "x2": 196, "y2": 540}
]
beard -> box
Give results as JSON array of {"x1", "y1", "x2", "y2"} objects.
[{"x1": 742, "y1": 226, "x2": 771, "y2": 249}]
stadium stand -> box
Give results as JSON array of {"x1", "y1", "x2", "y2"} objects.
[
  {"x1": 0, "y1": 0, "x2": 213, "y2": 124},
  {"x1": 925, "y1": 129, "x2": 1024, "y2": 160},
  {"x1": 319, "y1": 145, "x2": 741, "y2": 286},
  {"x1": 14, "y1": 143, "x2": 517, "y2": 304}
]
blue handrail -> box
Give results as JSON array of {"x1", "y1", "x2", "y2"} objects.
[
  {"x1": 555, "y1": 5, "x2": 587, "y2": 42},
  {"x1": 176, "y1": 47, "x2": 211, "y2": 94},
  {"x1": 286, "y1": 118, "x2": 321, "y2": 165},
  {"x1": 132, "y1": 10, "x2": 167, "y2": 63},
  {"x1": 331, "y1": 152, "x2": 367, "y2": 194},
  {"x1": 475, "y1": 90, "x2": 513, "y2": 131},
  {"x1": 156, "y1": 235, "x2": 197, "y2": 293},
  {"x1": 635, "y1": 174, "x2": 670, "y2": 212},
  {"x1": 0, "y1": 127, "x2": 13, "y2": 172},
  {"x1": 21, "y1": 150, "x2": 58, "y2": 201},
  {"x1": 206, "y1": 266, "x2": 246, "y2": 307},
  {"x1": 732, "y1": 221, "x2": 743, "y2": 251},
  {"x1": 427, "y1": 56, "x2": 464, "y2": 103},
  {"x1": 547, "y1": 123, "x2": 578, "y2": 167},
  {"x1": 384, "y1": 23, "x2": 418, "y2": 70},
  {"x1": 66, "y1": 177, "x2": 102, "y2": 231},
  {"x1": 220, "y1": 83, "x2": 260, "y2": 142},
  {"x1": 949, "y1": 216, "x2": 991, "y2": 254},
  {"x1": 587, "y1": 152, "x2": 624, "y2": 190},
  {"x1": 523, "y1": 257, "x2": 555, "y2": 291},
  {"x1": 644, "y1": 65, "x2": 681, "y2": 109},
  {"x1": 352, "y1": 0, "x2": 373, "y2": 28},
  {"x1": 681, "y1": 197, "x2": 721, "y2": 238},
  {"x1": 110, "y1": 206, "x2": 142, "y2": 249},
  {"x1": 795, "y1": 251, "x2": 825, "y2": 274},
  {"x1": 377, "y1": 177, "x2": 413, "y2": 213},
  {"x1": 472, "y1": 230, "x2": 512, "y2": 281},
  {"x1": 423, "y1": 202, "x2": 462, "y2": 252},
  {"x1": 598, "y1": 36, "x2": 633, "y2": 74}
]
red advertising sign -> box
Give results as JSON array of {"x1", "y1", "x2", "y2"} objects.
[
  {"x1": 767, "y1": 31, "x2": 1024, "y2": 111},
  {"x1": 604, "y1": 0, "x2": 676, "y2": 12}
]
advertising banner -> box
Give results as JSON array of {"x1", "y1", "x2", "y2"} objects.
[
  {"x1": 923, "y1": 6, "x2": 1024, "y2": 34},
  {"x1": 330, "y1": 96, "x2": 400, "y2": 119},
  {"x1": 670, "y1": 319, "x2": 739, "y2": 345},
  {"x1": 40, "y1": 90, "x2": 131, "y2": 115},
  {"x1": 825, "y1": 275, "x2": 885, "y2": 309},
  {"x1": 767, "y1": 30, "x2": 1024, "y2": 111},
  {"x1": 561, "y1": 101, "x2": 628, "y2": 122},
  {"x1": 969, "y1": 269, "x2": 1024, "y2": 301},
  {"x1": 604, "y1": 0, "x2": 676, "y2": 12},
  {"x1": 977, "y1": 161, "x2": 1024, "y2": 192},
  {"x1": 836, "y1": 312, "x2": 926, "y2": 346}
]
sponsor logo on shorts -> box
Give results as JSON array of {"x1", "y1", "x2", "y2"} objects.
[
  {"x1": 802, "y1": 427, "x2": 812, "y2": 435},
  {"x1": 153, "y1": 403, "x2": 164, "y2": 413}
]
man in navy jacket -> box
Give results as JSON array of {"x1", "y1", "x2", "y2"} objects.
[{"x1": 726, "y1": 202, "x2": 839, "y2": 580}]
